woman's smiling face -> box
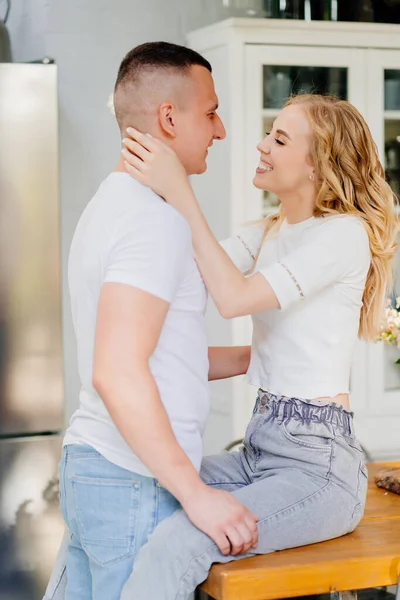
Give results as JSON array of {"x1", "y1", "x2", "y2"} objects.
[{"x1": 253, "y1": 104, "x2": 315, "y2": 196}]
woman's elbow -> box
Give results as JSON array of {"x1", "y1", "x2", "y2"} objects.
[{"x1": 217, "y1": 302, "x2": 241, "y2": 320}]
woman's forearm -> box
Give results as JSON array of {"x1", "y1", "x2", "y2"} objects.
[
  {"x1": 172, "y1": 183, "x2": 278, "y2": 318},
  {"x1": 173, "y1": 184, "x2": 248, "y2": 317},
  {"x1": 208, "y1": 346, "x2": 251, "y2": 381}
]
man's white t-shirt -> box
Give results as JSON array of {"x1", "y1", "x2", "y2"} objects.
[{"x1": 64, "y1": 173, "x2": 210, "y2": 477}]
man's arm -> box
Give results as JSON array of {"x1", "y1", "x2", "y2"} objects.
[
  {"x1": 208, "y1": 346, "x2": 251, "y2": 381},
  {"x1": 93, "y1": 282, "x2": 200, "y2": 499},
  {"x1": 92, "y1": 282, "x2": 258, "y2": 555}
]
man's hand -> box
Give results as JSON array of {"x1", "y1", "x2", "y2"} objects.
[{"x1": 182, "y1": 485, "x2": 258, "y2": 556}]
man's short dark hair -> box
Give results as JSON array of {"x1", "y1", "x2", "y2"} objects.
[{"x1": 115, "y1": 41, "x2": 212, "y2": 91}]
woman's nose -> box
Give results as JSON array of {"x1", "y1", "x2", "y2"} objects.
[{"x1": 257, "y1": 141, "x2": 271, "y2": 154}]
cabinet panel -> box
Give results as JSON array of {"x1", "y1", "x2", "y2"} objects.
[{"x1": 365, "y1": 49, "x2": 400, "y2": 418}]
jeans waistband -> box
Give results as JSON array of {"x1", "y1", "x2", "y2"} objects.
[{"x1": 257, "y1": 390, "x2": 354, "y2": 436}]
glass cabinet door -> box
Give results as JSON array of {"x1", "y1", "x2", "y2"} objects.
[
  {"x1": 244, "y1": 45, "x2": 366, "y2": 220},
  {"x1": 262, "y1": 65, "x2": 348, "y2": 109},
  {"x1": 384, "y1": 70, "x2": 400, "y2": 203},
  {"x1": 262, "y1": 64, "x2": 348, "y2": 211},
  {"x1": 366, "y1": 50, "x2": 400, "y2": 413}
]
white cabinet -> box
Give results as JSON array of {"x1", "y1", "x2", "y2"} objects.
[{"x1": 187, "y1": 19, "x2": 400, "y2": 459}]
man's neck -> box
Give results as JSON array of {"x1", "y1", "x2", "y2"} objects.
[
  {"x1": 114, "y1": 156, "x2": 128, "y2": 173},
  {"x1": 113, "y1": 143, "x2": 191, "y2": 178}
]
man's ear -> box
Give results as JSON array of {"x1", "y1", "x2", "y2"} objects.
[{"x1": 158, "y1": 102, "x2": 177, "y2": 138}]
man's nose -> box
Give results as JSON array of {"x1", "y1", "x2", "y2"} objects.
[{"x1": 214, "y1": 114, "x2": 226, "y2": 140}]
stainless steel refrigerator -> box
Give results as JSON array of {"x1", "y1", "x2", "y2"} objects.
[{"x1": 0, "y1": 63, "x2": 65, "y2": 600}]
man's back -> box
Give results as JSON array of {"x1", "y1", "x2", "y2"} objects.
[{"x1": 65, "y1": 172, "x2": 210, "y2": 476}]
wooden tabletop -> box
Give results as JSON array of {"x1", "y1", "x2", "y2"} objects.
[
  {"x1": 363, "y1": 461, "x2": 400, "y2": 521},
  {"x1": 200, "y1": 461, "x2": 400, "y2": 600}
]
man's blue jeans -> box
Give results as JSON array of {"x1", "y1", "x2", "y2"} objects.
[{"x1": 50, "y1": 444, "x2": 179, "y2": 600}]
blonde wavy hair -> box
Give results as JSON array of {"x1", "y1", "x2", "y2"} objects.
[{"x1": 256, "y1": 94, "x2": 398, "y2": 341}]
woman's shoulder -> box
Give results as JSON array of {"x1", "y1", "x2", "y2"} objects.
[
  {"x1": 317, "y1": 212, "x2": 363, "y2": 226},
  {"x1": 312, "y1": 214, "x2": 370, "y2": 264},
  {"x1": 276, "y1": 213, "x2": 367, "y2": 243},
  {"x1": 314, "y1": 213, "x2": 368, "y2": 238}
]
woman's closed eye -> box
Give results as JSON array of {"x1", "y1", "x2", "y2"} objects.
[{"x1": 265, "y1": 131, "x2": 285, "y2": 146}]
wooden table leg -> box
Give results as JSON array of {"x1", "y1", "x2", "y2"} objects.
[{"x1": 194, "y1": 589, "x2": 212, "y2": 600}]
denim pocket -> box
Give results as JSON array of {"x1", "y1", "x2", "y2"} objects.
[
  {"x1": 357, "y1": 461, "x2": 369, "y2": 503},
  {"x1": 155, "y1": 484, "x2": 181, "y2": 526},
  {"x1": 345, "y1": 436, "x2": 365, "y2": 456},
  {"x1": 280, "y1": 419, "x2": 334, "y2": 450},
  {"x1": 72, "y1": 475, "x2": 141, "y2": 566},
  {"x1": 243, "y1": 413, "x2": 264, "y2": 462},
  {"x1": 58, "y1": 456, "x2": 68, "y2": 525},
  {"x1": 349, "y1": 462, "x2": 368, "y2": 530}
]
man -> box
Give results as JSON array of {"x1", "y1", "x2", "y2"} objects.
[{"x1": 44, "y1": 41, "x2": 258, "y2": 600}]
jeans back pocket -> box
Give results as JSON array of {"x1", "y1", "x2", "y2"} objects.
[{"x1": 72, "y1": 475, "x2": 141, "y2": 566}]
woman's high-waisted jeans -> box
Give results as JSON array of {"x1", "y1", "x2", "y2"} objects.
[{"x1": 121, "y1": 391, "x2": 368, "y2": 600}]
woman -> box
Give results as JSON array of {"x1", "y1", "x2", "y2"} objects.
[{"x1": 119, "y1": 94, "x2": 398, "y2": 599}]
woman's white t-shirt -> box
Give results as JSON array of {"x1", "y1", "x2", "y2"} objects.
[{"x1": 221, "y1": 214, "x2": 371, "y2": 399}]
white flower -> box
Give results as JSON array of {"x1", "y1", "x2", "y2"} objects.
[{"x1": 377, "y1": 298, "x2": 400, "y2": 349}]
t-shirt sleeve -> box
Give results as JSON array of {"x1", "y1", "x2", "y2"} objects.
[
  {"x1": 104, "y1": 207, "x2": 191, "y2": 303},
  {"x1": 258, "y1": 217, "x2": 370, "y2": 311},
  {"x1": 219, "y1": 223, "x2": 265, "y2": 274}
]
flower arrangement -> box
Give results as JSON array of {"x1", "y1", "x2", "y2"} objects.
[{"x1": 377, "y1": 297, "x2": 400, "y2": 364}]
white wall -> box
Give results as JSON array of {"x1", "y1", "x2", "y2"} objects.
[{"x1": 7, "y1": 0, "x2": 229, "y2": 422}]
